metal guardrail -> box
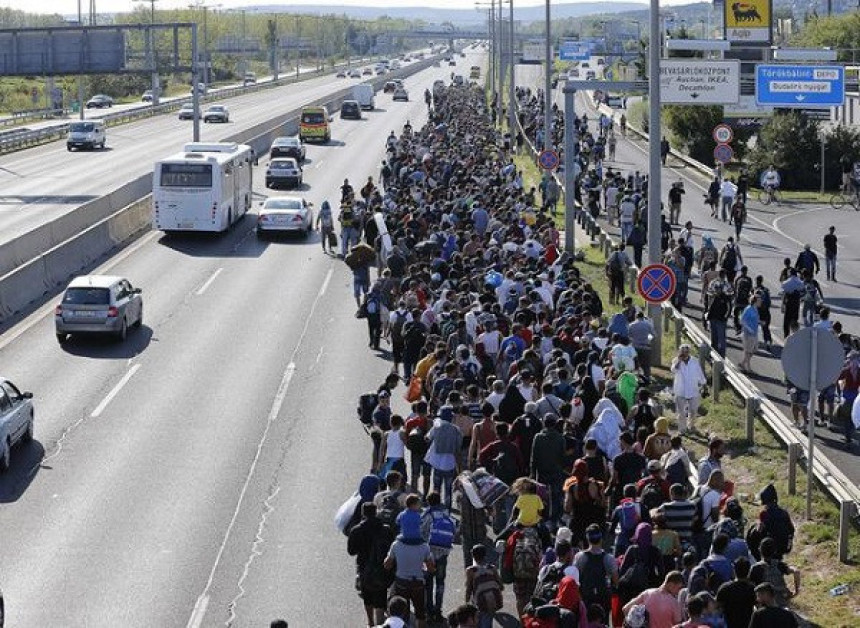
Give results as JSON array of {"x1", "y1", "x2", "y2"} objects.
[{"x1": 0, "y1": 56, "x2": 381, "y2": 155}]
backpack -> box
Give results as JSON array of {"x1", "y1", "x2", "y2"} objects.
[
  {"x1": 390, "y1": 311, "x2": 408, "y2": 342},
  {"x1": 622, "y1": 604, "x2": 649, "y2": 628},
  {"x1": 470, "y1": 564, "x2": 503, "y2": 613},
  {"x1": 690, "y1": 559, "x2": 728, "y2": 595},
  {"x1": 357, "y1": 392, "x2": 379, "y2": 426},
  {"x1": 618, "y1": 499, "x2": 641, "y2": 538},
  {"x1": 721, "y1": 245, "x2": 737, "y2": 271},
  {"x1": 735, "y1": 276, "x2": 752, "y2": 305},
  {"x1": 513, "y1": 527, "x2": 542, "y2": 580},
  {"x1": 428, "y1": 510, "x2": 457, "y2": 549},
  {"x1": 534, "y1": 563, "x2": 566, "y2": 604},
  {"x1": 618, "y1": 556, "x2": 649, "y2": 594},
  {"x1": 756, "y1": 286, "x2": 772, "y2": 310},
  {"x1": 609, "y1": 252, "x2": 624, "y2": 273},
  {"x1": 406, "y1": 426, "x2": 427, "y2": 452},
  {"x1": 492, "y1": 443, "x2": 521, "y2": 485},
  {"x1": 757, "y1": 560, "x2": 790, "y2": 606},
  {"x1": 665, "y1": 455, "x2": 692, "y2": 494},
  {"x1": 803, "y1": 282, "x2": 819, "y2": 305},
  {"x1": 579, "y1": 551, "x2": 610, "y2": 607},
  {"x1": 366, "y1": 295, "x2": 379, "y2": 315},
  {"x1": 690, "y1": 486, "x2": 714, "y2": 533},
  {"x1": 640, "y1": 480, "x2": 666, "y2": 512},
  {"x1": 377, "y1": 491, "x2": 403, "y2": 528}
]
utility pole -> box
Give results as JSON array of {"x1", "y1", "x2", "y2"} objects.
[
  {"x1": 647, "y1": 0, "x2": 663, "y2": 361},
  {"x1": 508, "y1": 0, "x2": 516, "y2": 134},
  {"x1": 133, "y1": 0, "x2": 160, "y2": 105},
  {"x1": 543, "y1": 0, "x2": 551, "y2": 152}
]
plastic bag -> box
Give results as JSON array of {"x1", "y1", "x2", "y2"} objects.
[{"x1": 334, "y1": 493, "x2": 361, "y2": 534}]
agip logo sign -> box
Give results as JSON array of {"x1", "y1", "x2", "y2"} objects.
[{"x1": 724, "y1": 0, "x2": 772, "y2": 45}]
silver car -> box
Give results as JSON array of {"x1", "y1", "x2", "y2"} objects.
[
  {"x1": 265, "y1": 157, "x2": 303, "y2": 189},
  {"x1": 203, "y1": 104, "x2": 229, "y2": 123},
  {"x1": 0, "y1": 378, "x2": 34, "y2": 472},
  {"x1": 256, "y1": 197, "x2": 314, "y2": 238},
  {"x1": 55, "y1": 275, "x2": 143, "y2": 343}
]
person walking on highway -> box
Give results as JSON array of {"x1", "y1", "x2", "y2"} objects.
[
  {"x1": 706, "y1": 280, "x2": 731, "y2": 357},
  {"x1": 739, "y1": 295, "x2": 761, "y2": 373},
  {"x1": 660, "y1": 136, "x2": 671, "y2": 166},
  {"x1": 780, "y1": 268, "x2": 804, "y2": 337},
  {"x1": 608, "y1": 131, "x2": 617, "y2": 161},
  {"x1": 719, "y1": 237, "x2": 742, "y2": 283},
  {"x1": 706, "y1": 177, "x2": 720, "y2": 219},
  {"x1": 720, "y1": 177, "x2": 737, "y2": 223},
  {"x1": 339, "y1": 202, "x2": 359, "y2": 258},
  {"x1": 795, "y1": 244, "x2": 820, "y2": 276},
  {"x1": 668, "y1": 182, "x2": 685, "y2": 225},
  {"x1": 737, "y1": 168, "x2": 750, "y2": 204},
  {"x1": 823, "y1": 226, "x2": 838, "y2": 282},
  {"x1": 754, "y1": 276, "x2": 774, "y2": 351},
  {"x1": 731, "y1": 199, "x2": 747, "y2": 241},
  {"x1": 732, "y1": 266, "x2": 753, "y2": 335},
  {"x1": 316, "y1": 200, "x2": 335, "y2": 254},
  {"x1": 671, "y1": 344, "x2": 707, "y2": 434},
  {"x1": 800, "y1": 269, "x2": 823, "y2": 327},
  {"x1": 619, "y1": 194, "x2": 637, "y2": 244}
]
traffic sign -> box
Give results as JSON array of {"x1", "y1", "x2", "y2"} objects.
[
  {"x1": 781, "y1": 327, "x2": 845, "y2": 391},
  {"x1": 538, "y1": 149, "x2": 560, "y2": 171},
  {"x1": 637, "y1": 264, "x2": 676, "y2": 304},
  {"x1": 605, "y1": 68, "x2": 614, "y2": 81},
  {"x1": 559, "y1": 41, "x2": 591, "y2": 61},
  {"x1": 755, "y1": 64, "x2": 845, "y2": 108},
  {"x1": 712, "y1": 124, "x2": 734, "y2": 144},
  {"x1": 659, "y1": 60, "x2": 740, "y2": 105},
  {"x1": 713, "y1": 144, "x2": 734, "y2": 164}
]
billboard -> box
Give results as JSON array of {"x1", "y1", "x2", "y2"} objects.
[
  {"x1": 724, "y1": 0, "x2": 772, "y2": 45},
  {"x1": 0, "y1": 28, "x2": 126, "y2": 75}
]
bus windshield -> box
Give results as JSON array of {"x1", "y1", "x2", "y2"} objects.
[
  {"x1": 301, "y1": 112, "x2": 325, "y2": 125},
  {"x1": 160, "y1": 163, "x2": 213, "y2": 187}
]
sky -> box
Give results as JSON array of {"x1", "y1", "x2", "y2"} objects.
[{"x1": 13, "y1": 1, "x2": 685, "y2": 16}]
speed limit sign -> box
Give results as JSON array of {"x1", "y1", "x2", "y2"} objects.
[{"x1": 712, "y1": 124, "x2": 733, "y2": 145}]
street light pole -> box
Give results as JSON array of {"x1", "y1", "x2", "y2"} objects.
[
  {"x1": 544, "y1": 0, "x2": 551, "y2": 152},
  {"x1": 509, "y1": 0, "x2": 516, "y2": 134},
  {"x1": 647, "y1": 0, "x2": 663, "y2": 361},
  {"x1": 77, "y1": 0, "x2": 85, "y2": 120}
]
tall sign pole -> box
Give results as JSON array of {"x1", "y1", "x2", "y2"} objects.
[
  {"x1": 647, "y1": 0, "x2": 663, "y2": 363},
  {"x1": 543, "y1": 0, "x2": 551, "y2": 152},
  {"x1": 509, "y1": 0, "x2": 516, "y2": 134}
]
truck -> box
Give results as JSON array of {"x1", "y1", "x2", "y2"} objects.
[{"x1": 352, "y1": 83, "x2": 375, "y2": 110}]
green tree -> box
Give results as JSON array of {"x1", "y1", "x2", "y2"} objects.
[
  {"x1": 823, "y1": 125, "x2": 860, "y2": 190},
  {"x1": 748, "y1": 111, "x2": 822, "y2": 190},
  {"x1": 663, "y1": 105, "x2": 752, "y2": 166},
  {"x1": 793, "y1": 12, "x2": 860, "y2": 61}
]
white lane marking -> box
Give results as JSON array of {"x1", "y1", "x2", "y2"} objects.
[
  {"x1": 90, "y1": 363, "x2": 141, "y2": 418},
  {"x1": 187, "y1": 264, "x2": 335, "y2": 628},
  {"x1": 0, "y1": 230, "x2": 160, "y2": 352},
  {"x1": 314, "y1": 159, "x2": 325, "y2": 169},
  {"x1": 195, "y1": 268, "x2": 223, "y2": 296}
]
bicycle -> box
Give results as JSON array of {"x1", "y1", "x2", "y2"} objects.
[
  {"x1": 756, "y1": 186, "x2": 781, "y2": 206},
  {"x1": 830, "y1": 189, "x2": 860, "y2": 211}
]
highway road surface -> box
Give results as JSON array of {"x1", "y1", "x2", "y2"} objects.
[
  {"x1": 0, "y1": 49, "x2": 483, "y2": 627},
  {"x1": 0, "y1": 58, "x2": 421, "y2": 250}
]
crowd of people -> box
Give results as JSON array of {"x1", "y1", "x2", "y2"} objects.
[{"x1": 330, "y1": 80, "x2": 809, "y2": 628}]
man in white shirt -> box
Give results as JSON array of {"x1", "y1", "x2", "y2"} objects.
[
  {"x1": 670, "y1": 344, "x2": 706, "y2": 433},
  {"x1": 720, "y1": 178, "x2": 737, "y2": 223},
  {"x1": 619, "y1": 195, "x2": 637, "y2": 244}
]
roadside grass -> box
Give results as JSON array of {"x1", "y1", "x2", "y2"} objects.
[{"x1": 574, "y1": 242, "x2": 860, "y2": 627}]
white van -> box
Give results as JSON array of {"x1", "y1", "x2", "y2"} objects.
[
  {"x1": 352, "y1": 83, "x2": 375, "y2": 110},
  {"x1": 66, "y1": 120, "x2": 106, "y2": 151}
]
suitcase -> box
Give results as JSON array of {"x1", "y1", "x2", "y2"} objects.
[{"x1": 327, "y1": 231, "x2": 337, "y2": 248}]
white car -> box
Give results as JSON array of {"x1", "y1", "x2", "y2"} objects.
[
  {"x1": 203, "y1": 104, "x2": 229, "y2": 123},
  {"x1": 0, "y1": 378, "x2": 34, "y2": 472},
  {"x1": 348, "y1": 69, "x2": 361, "y2": 78},
  {"x1": 256, "y1": 197, "x2": 314, "y2": 237},
  {"x1": 265, "y1": 157, "x2": 303, "y2": 189}
]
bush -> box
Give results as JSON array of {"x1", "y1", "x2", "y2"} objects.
[
  {"x1": 747, "y1": 111, "x2": 822, "y2": 190},
  {"x1": 663, "y1": 105, "x2": 753, "y2": 166}
]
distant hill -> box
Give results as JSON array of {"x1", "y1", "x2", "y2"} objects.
[{"x1": 244, "y1": 3, "x2": 649, "y2": 26}]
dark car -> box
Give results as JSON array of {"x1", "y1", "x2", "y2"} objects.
[
  {"x1": 269, "y1": 136, "x2": 306, "y2": 162},
  {"x1": 85, "y1": 94, "x2": 114, "y2": 109},
  {"x1": 340, "y1": 100, "x2": 361, "y2": 120}
]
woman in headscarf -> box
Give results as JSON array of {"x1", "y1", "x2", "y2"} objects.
[
  {"x1": 554, "y1": 569, "x2": 589, "y2": 627},
  {"x1": 345, "y1": 474, "x2": 382, "y2": 535},
  {"x1": 618, "y1": 522, "x2": 664, "y2": 605},
  {"x1": 563, "y1": 459, "x2": 606, "y2": 546},
  {"x1": 585, "y1": 398, "x2": 626, "y2": 461},
  {"x1": 576, "y1": 375, "x2": 600, "y2": 432},
  {"x1": 315, "y1": 200, "x2": 335, "y2": 254}
]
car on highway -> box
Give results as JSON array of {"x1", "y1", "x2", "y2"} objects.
[
  {"x1": 375, "y1": 67, "x2": 387, "y2": 76},
  {"x1": 265, "y1": 157, "x2": 303, "y2": 189},
  {"x1": 66, "y1": 120, "x2": 106, "y2": 151},
  {"x1": 55, "y1": 275, "x2": 144, "y2": 343},
  {"x1": 448, "y1": 59, "x2": 456, "y2": 66},
  {"x1": 383, "y1": 81, "x2": 397, "y2": 93},
  {"x1": 585, "y1": 70, "x2": 596, "y2": 81},
  {"x1": 340, "y1": 100, "x2": 361, "y2": 120},
  {"x1": 85, "y1": 94, "x2": 114, "y2": 109},
  {"x1": 203, "y1": 104, "x2": 229, "y2": 123},
  {"x1": 178, "y1": 103, "x2": 195, "y2": 120},
  {"x1": 243, "y1": 71, "x2": 257, "y2": 86},
  {"x1": 392, "y1": 87, "x2": 409, "y2": 102},
  {"x1": 336, "y1": 70, "x2": 347, "y2": 78},
  {"x1": 348, "y1": 69, "x2": 361, "y2": 78},
  {"x1": 0, "y1": 377, "x2": 34, "y2": 472},
  {"x1": 141, "y1": 90, "x2": 154, "y2": 102},
  {"x1": 362, "y1": 67, "x2": 373, "y2": 76},
  {"x1": 605, "y1": 94, "x2": 626, "y2": 108},
  {"x1": 256, "y1": 196, "x2": 314, "y2": 238},
  {"x1": 269, "y1": 136, "x2": 306, "y2": 162}
]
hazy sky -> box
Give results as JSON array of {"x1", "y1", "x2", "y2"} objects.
[{"x1": 14, "y1": 1, "x2": 691, "y2": 16}]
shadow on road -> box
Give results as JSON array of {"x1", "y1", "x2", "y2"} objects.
[
  {"x1": 59, "y1": 325, "x2": 154, "y2": 359},
  {"x1": 0, "y1": 439, "x2": 44, "y2": 503}
]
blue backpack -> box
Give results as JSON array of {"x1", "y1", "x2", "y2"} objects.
[{"x1": 428, "y1": 510, "x2": 457, "y2": 549}]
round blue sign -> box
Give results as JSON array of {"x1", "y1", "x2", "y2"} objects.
[
  {"x1": 538, "y1": 149, "x2": 560, "y2": 171},
  {"x1": 713, "y1": 144, "x2": 733, "y2": 164},
  {"x1": 637, "y1": 264, "x2": 676, "y2": 304}
]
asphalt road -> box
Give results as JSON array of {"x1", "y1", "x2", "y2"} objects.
[
  {"x1": 515, "y1": 64, "x2": 860, "y2": 486},
  {"x1": 0, "y1": 50, "x2": 484, "y2": 627},
  {"x1": 0, "y1": 58, "x2": 424, "y2": 249}
]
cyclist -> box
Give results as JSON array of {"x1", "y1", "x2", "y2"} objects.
[{"x1": 760, "y1": 165, "x2": 781, "y2": 202}]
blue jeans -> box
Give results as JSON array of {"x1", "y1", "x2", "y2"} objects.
[
  {"x1": 802, "y1": 301, "x2": 816, "y2": 327},
  {"x1": 710, "y1": 319, "x2": 727, "y2": 357},
  {"x1": 424, "y1": 554, "x2": 448, "y2": 617},
  {"x1": 432, "y1": 468, "x2": 455, "y2": 509},
  {"x1": 826, "y1": 255, "x2": 837, "y2": 279}
]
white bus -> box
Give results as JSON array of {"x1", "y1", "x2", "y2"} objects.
[{"x1": 152, "y1": 142, "x2": 255, "y2": 232}]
